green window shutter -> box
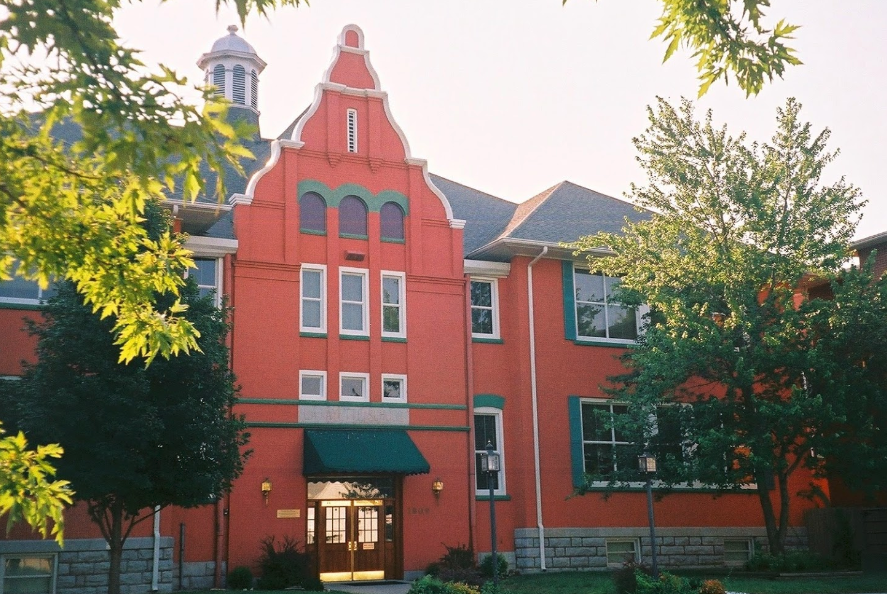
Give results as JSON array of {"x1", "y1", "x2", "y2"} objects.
[
  {"x1": 562, "y1": 261, "x2": 577, "y2": 340},
  {"x1": 568, "y1": 396, "x2": 585, "y2": 488}
]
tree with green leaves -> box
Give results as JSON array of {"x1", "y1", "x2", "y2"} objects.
[
  {"x1": 2, "y1": 205, "x2": 250, "y2": 594},
  {"x1": 572, "y1": 97, "x2": 886, "y2": 554},
  {"x1": 0, "y1": 424, "x2": 72, "y2": 544},
  {"x1": 0, "y1": 0, "x2": 302, "y2": 364},
  {"x1": 568, "y1": 0, "x2": 801, "y2": 96}
]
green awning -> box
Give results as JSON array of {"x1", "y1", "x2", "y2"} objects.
[{"x1": 303, "y1": 429, "x2": 430, "y2": 475}]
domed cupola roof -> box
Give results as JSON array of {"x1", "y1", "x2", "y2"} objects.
[{"x1": 197, "y1": 25, "x2": 266, "y2": 71}]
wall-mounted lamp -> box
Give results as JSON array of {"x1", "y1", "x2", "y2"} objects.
[
  {"x1": 261, "y1": 478, "x2": 272, "y2": 505},
  {"x1": 431, "y1": 478, "x2": 444, "y2": 498}
]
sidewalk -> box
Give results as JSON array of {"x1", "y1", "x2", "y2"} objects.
[{"x1": 326, "y1": 581, "x2": 412, "y2": 594}]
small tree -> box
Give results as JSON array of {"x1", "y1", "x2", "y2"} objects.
[
  {"x1": 5, "y1": 205, "x2": 249, "y2": 594},
  {"x1": 572, "y1": 97, "x2": 886, "y2": 554}
]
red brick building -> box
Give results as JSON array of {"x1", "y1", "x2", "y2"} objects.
[{"x1": 0, "y1": 25, "x2": 829, "y2": 593}]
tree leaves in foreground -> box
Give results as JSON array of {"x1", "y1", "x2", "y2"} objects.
[
  {"x1": 571, "y1": 97, "x2": 884, "y2": 555},
  {"x1": 566, "y1": 0, "x2": 801, "y2": 96},
  {"x1": 0, "y1": 424, "x2": 72, "y2": 544},
  {"x1": 4, "y1": 205, "x2": 249, "y2": 594},
  {"x1": 0, "y1": 0, "x2": 300, "y2": 363}
]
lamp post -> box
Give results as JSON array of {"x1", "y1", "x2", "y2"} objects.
[
  {"x1": 481, "y1": 440, "x2": 500, "y2": 587},
  {"x1": 638, "y1": 452, "x2": 659, "y2": 578}
]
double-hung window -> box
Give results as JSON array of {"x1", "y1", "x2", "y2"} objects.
[
  {"x1": 470, "y1": 278, "x2": 499, "y2": 339},
  {"x1": 474, "y1": 409, "x2": 505, "y2": 495},
  {"x1": 0, "y1": 276, "x2": 56, "y2": 305},
  {"x1": 574, "y1": 268, "x2": 638, "y2": 342},
  {"x1": 1, "y1": 554, "x2": 56, "y2": 594},
  {"x1": 381, "y1": 272, "x2": 406, "y2": 338},
  {"x1": 188, "y1": 258, "x2": 221, "y2": 306},
  {"x1": 340, "y1": 268, "x2": 368, "y2": 336},
  {"x1": 301, "y1": 264, "x2": 326, "y2": 333},
  {"x1": 580, "y1": 400, "x2": 630, "y2": 478}
]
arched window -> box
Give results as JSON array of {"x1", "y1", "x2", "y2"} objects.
[
  {"x1": 212, "y1": 64, "x2": 225, "y2": 96},
  {"x1": 380, "y1": 202, "x2": 405, "y2": 241},
  {"x1": 300, "y1": 192, "x2": 326, "y2": 233},
  {"x1": 250, "y1": 70, "x2": 259, "y2": 109},
  {"x1": 232, "y1": 65, "x2": 246, "y2": 104},
  {"x1": 339, "y1": 196, "x2": 368, "y2": 237}
]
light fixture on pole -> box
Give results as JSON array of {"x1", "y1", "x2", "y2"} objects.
[
  {"x1": 638, "y1": 453, "x2": 658, "y2": 578},
  {"x1": 480, "y1": 440, "x2": 501, "y2": 587}
]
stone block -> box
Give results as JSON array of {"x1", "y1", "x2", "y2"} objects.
[
  {"x1": 69, "y1": 563, "x2": 95, "y2": 575},
  {"x1": 688, "y1": 537, "x2": 702, "y2": 545},
  {"x1": 548, "y1": 538, "x2": 571, "y2": 547},
  {"x1": 674, "y1": 537, "x2": 690, "y2": 545},
  {"x1": 76, "y1": 551, "x2": 109, "y2": 564},
  {"x1": 567, "y1": 547, "x2": 596, "y2": 557},
  {"x1": 85, "y1": 574, "x2": 107, "y2": 586},
  {"x1": 125, "y1": 560, "x2": 149, "y2": 573},
  {"x1": 138, "y1": 549, "x2": 154, "y2": 560},
  {"x1": 685, "y1": 546, "x2": 714, "y2": 556},
  {"x1": 701, "y1": 536, "x2": 720, "y2": 545},
  {"x1": 550, "y1": 557, "x2": 571, "y2": 568},
  {"x1": 581, "y1": 537, "x2": 605, "y2": 547},
  {"x1": 56, "y1": 575, "x2": 76, "y2": 588}
]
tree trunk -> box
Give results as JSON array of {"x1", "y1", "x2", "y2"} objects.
[
  {"x1": 107, "y1": 499, "x2": 125, "y2": 594},
  {"x1": 755, "y1": 466, "x2": 785, "y2": 555}
]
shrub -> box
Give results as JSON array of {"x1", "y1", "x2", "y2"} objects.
[
  {"x1": 746, "y1": 550, "x2": 835, "y2": 572},
  {"x1": 479, "y1": 553, "x2": 508, "y2": 579},
  {"x1": 699, "y1": 579, "x2": 726, "y2": 594},
  {"x1": 227, "y1": 566, "x2": 253, "y2": 590},
  {"x1": 409, "y1": 575, "x2": 480, "y2": 594},
  {"x1": 431, "y1": 543, "x2": 484, "y2": 587},
  {"x1": 635, "y1": 571, "x2": 694, "y2": 594},
  {"x1": 256, "y1": 535, "x2": 312, "y2": 590},
  {"x1": 301, "y1": 575, "x2": 325, "y2": 591},
  {"x1": 613, "y1": 560, "x2": 652, "y2": 594}
]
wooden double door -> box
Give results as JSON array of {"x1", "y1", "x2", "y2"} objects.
[{"x1": 313, "y1": 499, "x2": 397, "y2": 582}]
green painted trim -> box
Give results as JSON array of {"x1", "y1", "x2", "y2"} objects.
[
  {"x1": 578, "y1": 485, "x2": 761, "y2": 495},
  {"x1": 573, "y1": 339, "x2": 636, "y2": 349},
  {"x1": 300, "y1": 229, "x2": 327, "y2": 236},
  {"x1": 300, "y1": 332, "x2": 327, "y2": 338},
  {"x1": 0, "y1": 302, "x2": 43, "y2": 311},
  {"x1": 568, "y1": 396, "x2": 585, "y2": 489},
  {"x1": 474, "y1": 394, "x2": 505, "y2": 410},
  {"x1": 382, "y1": 337, "x2": 407, "y2": 343},
  {"x1": 472, "y1": 337, "x2": 504, "y2": 344},
  {"x1": 339, "y1": 233, "x2": 368, "y2": 240},
  {"x1": 246, "y1": 422, "x2": 469, "y2": 432},
  {"x1": 298, "y1": 180, "x2": 410, "y2": 214},
  {"x1": 475, "y1": 494, "x2": 512, "y2": 501},
  {"x1": 340, "y1": 334, "x2": 370, "y2": 341},
  {"x1": 381, "y1": 238, "x2": 406, "y2": 244},
  {"x1": 562, "y1": 261, "x2": 577, "y2": 341},
  {"x1": 238, "y1": 398, "x2": 466, "y2": 410}
]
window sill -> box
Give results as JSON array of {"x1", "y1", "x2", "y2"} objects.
[
  {"x1": 382, "y1": 336, "x2": 407, "y2": 343},
  {"x1": 0, "y1": 301, "x2": 45, "y2": 311},
  {"x1": 577, "y1": 481, "x2": 759, "y2": 493},
  {"x1": 300, "y1": 331, "x2": 328, "y2": 338},
  {"x1": 339, "y1": 233, "x2": 369, "y2": 240},
  {"x1": 572, "y1": 338, "x2": 636, "y2": 348},
  {"x1": 381, "y1": 237, "x2": 405, "y2": 244},
  {"x1": 472, "y1": 337, "x2": 503, "y2": 344},
  {"x1": 340, "y1": 334, "x2": 370, "y2": 341},
  {"x1": 300, "y1": 229, "x2": 327, "y2": 236},
  {"x1": 475, "y1": 494, "x2": 512, "y2": 501}
]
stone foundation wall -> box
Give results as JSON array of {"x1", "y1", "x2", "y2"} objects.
[
  {"x1": 1, "y1": 537, "x2": 174, "y2": 594},
  {"x1": 177, "y1": 561, "x2": 222, "y2": 590},
  {"x1": 513, "y1": 527, "x2": 808, "y2": 572}
]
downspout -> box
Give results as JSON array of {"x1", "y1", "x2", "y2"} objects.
[
  {"x1": 151, "y1": 506, "x2": 160, "y2": 591},
  {"x1": 527, "y1": 246, "x2": 548, "y2": 570}
]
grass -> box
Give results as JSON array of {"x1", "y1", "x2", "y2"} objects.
[{"x1": 182, "y1": 570, "x2": 887, "y2": 594}]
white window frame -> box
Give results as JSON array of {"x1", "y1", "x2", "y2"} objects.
[
  {"x1": 340, "y1": 372, "x2": 370, "y2": 403},
  {"x1": 579, "y1": 398, "x2": 631, "y2": 479},
  {"x1": 346, "y1": 108, "x2": 358, "y2": 153},
  {"x1": 474, "y1": 408, "x2": 506, "y2": 496},
  {"x1": 187, "y1": 257, "x2": 223, "y2": 307},
  {"x1": 299, "y1": 370, "x2": 327, "y2": 401},
  {"x1": 723, "y1": 538, "x2": 753, "y2": 565},
  {"x1": 573, "y1": 266, "x2": 647, "y2": 344},
  {"x1": 300, "y1": 264, "x2": 327, "y2": 333},
  {"x1": 339, "y1": 267, "x2": 369, "y2": 336},
  {"x1": 381, "y1": 271, "x2": 406, "y2": 339},
  {"x1": 0, "y1": 553, "x2": 57, "y2": 594},
  {"x1": 470, "y1": 277, "x2": 500, "y2": 339},
  {"x1": 381, "y1": 374, "x2": 407, "y2": 403},
  {"x1": 605, "y1": 539, "x2": 640, "y2": 566}
]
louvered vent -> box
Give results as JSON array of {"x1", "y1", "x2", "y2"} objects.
[
  {"x1": 347, "y1": 109, "x2": 358, "y2": 153},
  {"x1": 232, "y1": 65, "x2": 246, "y2": 105},
  {"x1": 250, "y1": 71, "x2": 258, "y2": 108},
  {"x1": 212, "y1": 65, "x2": 225, "y2": 96}
]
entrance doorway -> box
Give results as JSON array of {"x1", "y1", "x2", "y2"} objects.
[{"x1": 307, "y1": 478, "x2": 400, "y2": 582}]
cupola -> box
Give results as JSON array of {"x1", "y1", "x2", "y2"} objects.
[{"x1": 197, "y1": 25, "x2": 267, "y2": 114}]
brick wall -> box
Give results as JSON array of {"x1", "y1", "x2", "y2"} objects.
[{"x1": 512, "y1": 527, "x2": 808, "y2": 572}]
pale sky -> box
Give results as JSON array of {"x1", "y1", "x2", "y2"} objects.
[{"x1": 114, "y1": 0, "x2": 887, "y2": 239}]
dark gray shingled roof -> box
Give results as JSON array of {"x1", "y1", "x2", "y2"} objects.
[{"x1": 430, "y1": 174, "x2": 517, "y2": 254}]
